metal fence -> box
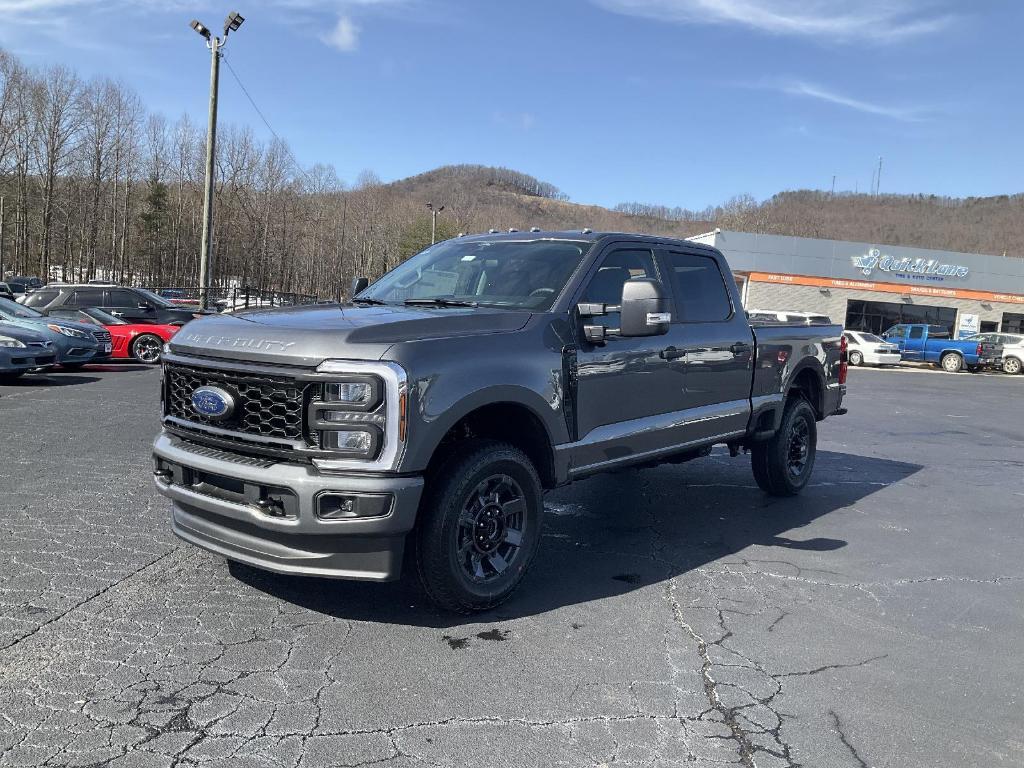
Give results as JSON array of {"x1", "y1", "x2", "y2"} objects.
[{"x1": 150, "y1": 286, "x2": 322, "y2": 311}]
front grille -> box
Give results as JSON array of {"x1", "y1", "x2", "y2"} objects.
[
  {"x1": 92, "y1": 330, "x2": 112, "y2": 344},
  {"x1": 165, "y1": 363, "x2": 310, "y2": 443},
  {"x1": 27, "y1": 341, "x2": 53, "y2": 349}
]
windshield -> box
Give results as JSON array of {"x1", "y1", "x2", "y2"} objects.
[
  {"x1": 358, "y1": 238, "x2": 594, "y2": 310},
  {"x1": 83, "y1": 307, "x2": 126, "y2": 325},
  {"x1": 136, "y1": 288, "x2": 174, "y2": 308},
  {"x1": 0, "y1": 296, "x2": 43, "y2": 319}
]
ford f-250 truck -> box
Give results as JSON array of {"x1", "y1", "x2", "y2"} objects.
[
  {"x1": 152, "y1": 231, "x2": 847, "y2": 612},
  {"x1": 881, "y1": 323, "x2": 1003, "y2": 373}
]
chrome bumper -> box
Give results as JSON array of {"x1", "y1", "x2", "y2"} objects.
[{"x1": 152, "y1": 432, "x2": 423, "y2": 581}]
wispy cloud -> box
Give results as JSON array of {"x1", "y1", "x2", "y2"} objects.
[
  {"x1": 321, "y1": 15, "x2": 359, "y2": 52},
  {"x1": 776, "y1": 80, "x2": 931, "y2": 121},
  {"x1": 593, "y1": 0, "x2": 955, "y2": 43}
]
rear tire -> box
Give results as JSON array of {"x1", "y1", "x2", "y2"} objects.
[
  {"x1": 750, "y1": 398, "x2": 817, "y2": 497},
  {"x1": 415, "y1": 439, "x2": 543, "y2": 613},
  {"x1": 1003, "y1": 357, "x2": 1022, "y2": 375},
  {"x1": 131, "y1": 333, "x2": 163, "y2": 364},
  {"x1": 941, "y1": 353, "x2": 963, "y2": 373},
  {"x1": 848, "y1": 350, "x2": 863, "y2": 366}
]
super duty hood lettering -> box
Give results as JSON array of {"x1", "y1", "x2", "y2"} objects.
[{"x1": 183, "y1": 333, "x2": 297, "y2": 352}]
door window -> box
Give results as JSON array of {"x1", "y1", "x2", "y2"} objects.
[
  {"x1": 107, "y1": 289, "x2": 143, "y2": 307},
  {"x1": 68, "y1": 288, "x2": 104, "y2": 306},
  {"x1": 662, "y1": 252, "x2": 732, "y2": 322},
  {"x1": 908, "y1": 326, "x2": 924, "y2": 339},
  {"x1": 580, "y1": 248, "x2": 658, "y2": 328}
]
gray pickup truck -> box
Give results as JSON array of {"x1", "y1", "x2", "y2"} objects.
[{"x1": 153, "y1": 231, "x2": 846, "y2": 612}]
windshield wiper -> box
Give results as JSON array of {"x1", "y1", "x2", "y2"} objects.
[
  {"x1": 351, "y1": 297, "x2": 388, "y2": 305},
  {"x1": 403, "y1": 298, "x2": 479, "y2": 308}
]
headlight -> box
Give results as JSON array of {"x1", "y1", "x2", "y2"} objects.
[
  {"x1": 312, "y1": 371, "x2": 385, "y2": 458},
  {"x1": 324, "y1": 382, "x2": 373, "y2": 405},
  {"x1": 311, "y1": 361, "x2": 408, "y2": 470},
  {"x1": 47, "y1": 324, "x2": 88, "y2": 339},
  {"x1": 0, "y1": 335, "x2": 25, "y2": 348}
]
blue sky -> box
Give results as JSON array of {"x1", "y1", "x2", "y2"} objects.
[{"x1": 1, "y1": 0, "x2": 1020, "y2": 210}]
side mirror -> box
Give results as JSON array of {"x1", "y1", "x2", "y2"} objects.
[
  {"x1": 351, "y1": 277, "x2": 369, "y2": 297},
  {"x1": 619, "y1": 278, "x2": 671, "y2": 337}
]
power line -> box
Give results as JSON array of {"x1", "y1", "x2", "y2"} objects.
[{"x1": 221, "y1": 53, "x2": 321, "y2": 188}]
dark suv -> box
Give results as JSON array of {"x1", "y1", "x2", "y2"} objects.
[{"x1": 22, "y1": 285, "x2": 207, "y2": 325}]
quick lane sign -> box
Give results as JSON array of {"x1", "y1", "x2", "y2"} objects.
[{"x1": 852, "y1": 248, "x2": 969, "y2": 280}]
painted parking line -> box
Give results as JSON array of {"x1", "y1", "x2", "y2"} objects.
[{"x1": 850, "y1": 365, "x2": 1018, "y2": 379}]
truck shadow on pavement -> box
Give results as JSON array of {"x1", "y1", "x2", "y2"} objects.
[
  {"x1": 1, "y1": 373, "x2": 102, "y2": 388},
  {"x1": 230, "y1": 449, "x2": 922, "y2": 627}
]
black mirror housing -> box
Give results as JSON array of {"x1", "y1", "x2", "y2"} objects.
[
  {"x1": 619, "y1": 278, "x2": 670, "y2": 337},
  {"x1": 351, "y1": 277, "x2": 369, "y2": 297}
]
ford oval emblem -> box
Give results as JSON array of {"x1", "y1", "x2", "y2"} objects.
[{"x1": 190, "y1": 386, "x2": 235, "y2": 421}]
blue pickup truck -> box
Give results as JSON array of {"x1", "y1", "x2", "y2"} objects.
[{"x1": 882, "y1": 323, "x2": 1003, "y2": 373}]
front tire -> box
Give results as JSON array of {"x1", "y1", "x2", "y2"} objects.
[
  {"x1": 415, "y1": 439, "x2": 543, "y2": 613},
  {"x1": 941, "y1": 353, "x2": 964, "y2": 373},
  {"x1": 131, "y1": 334, "x2": 164, "y2": 364},
  {"x1": 848, "y1": 350, "x2": 863, "y2": 366},
  {"x1": 1003, "y1": 357, "x2": 1022, "y2": 375},
  {"x1": 751, "y1": 398, "x2": 817, "y2": 497}
]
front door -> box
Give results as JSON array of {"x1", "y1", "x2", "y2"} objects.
[
  {"x1": 659, "y1": 248, "x2": 753, "y2": 442},
  {"x1": 571, "y1": 245, "x2": 687, "y2": 472},
  {"x1": 105, "y1": 289, "x2": 155, "y2": 323}
]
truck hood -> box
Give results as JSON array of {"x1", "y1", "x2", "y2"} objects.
[{"x1": 169, "y1": 303, "x2": 533, "y2": 367}]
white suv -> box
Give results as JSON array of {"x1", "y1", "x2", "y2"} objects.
[{"x1": 966, "y1": 332, "x2": 1024, "y2": 375}]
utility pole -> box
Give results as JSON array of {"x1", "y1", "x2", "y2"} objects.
[
  {"x1": 831, "y1": 175, "x2": 836, "y2": 196},
  {"x1": 191, "y1": 11, "x2": 245, "y2": 310},
  {"x1": 0, "y1": 196, "x2": 5, "y2": 282},
  {"x1": 876, "y1": 156, "x2": 883, "y2": 196},
  {"x1": 426, "y1": 201, "x2": 445, "y2": 245}
]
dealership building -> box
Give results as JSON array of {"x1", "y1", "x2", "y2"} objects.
[{"x1": 689, "y1": 229, "x2": 1024, "y2": 337}]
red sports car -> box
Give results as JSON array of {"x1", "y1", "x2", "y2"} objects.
[{"x1": 45, "y1": 307, "x2": 180, "y2": 363}]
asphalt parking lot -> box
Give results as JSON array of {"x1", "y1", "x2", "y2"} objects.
[{"x1": 1, "y1": 364, "x2": 1022, "y2": 768}]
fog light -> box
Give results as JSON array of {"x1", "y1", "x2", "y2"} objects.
[
  {"x1": 322, "y1": 429, "x2": 373, "y2": 452},
  {"x1": 317, "y1": 492, "x2": 393, "y2": 520}
]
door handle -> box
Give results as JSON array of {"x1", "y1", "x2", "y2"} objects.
[
  {"x1": 659, "y1": 346, "x2": 686, "y2": 361},
  {"x1": 730, "y1": 342, "x2": 751, "y2": 355}
]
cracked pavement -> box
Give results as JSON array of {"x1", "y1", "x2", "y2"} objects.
[{"x1": 1, "y1": 365, "x2": 1023, "y2": 767}]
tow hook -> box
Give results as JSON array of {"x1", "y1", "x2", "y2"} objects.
[
  {"x1": 153, "y1": 469, "x2": 172, "y2": 483},
  {"x1": 253, "y1": 498, "x2": 286, "y2": 518}
]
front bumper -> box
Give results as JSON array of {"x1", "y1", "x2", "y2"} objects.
[
  {"x1": 152, "y1": 432, "x2": 424, "y2": 581},
  {"x1": 0, "y1": 348, "x2": 56, "y2": 372}
]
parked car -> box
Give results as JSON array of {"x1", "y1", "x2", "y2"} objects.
[
  {"x1": 882, "y1": 323, "x2": 1003, "y2": 373},
  {"x1": 842, "y1": 330, "x2": 902, "y2": 367},
  {"x1": 747, "y1": 309, "x2": 833, "y2": 325},
  {"x1": 964, "y1": 332, "x2": 1024, "y2": 375},
  {"x1": 0, "y1": 296, "x2": 108, "y2": 368},
  {"x1": 152, "y1": 230, "x2": 847, "y2": 613},
  {"x1": 0, "y1": 323, "x2": 57, "y2": 380},
  {"x1": 46, "y1": 306, "x2": 179, "y2": 363},
  {"x1": 155, "y1": 288, "x2": 201, "y2": 306},
  {"x1": 21, "y1": 284, "x2": 208, "y2": 325},
  {"x1": 0, "y1": 282, "x2": 15, "y2": 301}
]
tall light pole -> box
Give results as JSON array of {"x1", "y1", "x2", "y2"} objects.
[
  {"x1": 191, "y1": 11, "x2": 244, "y2": 311},
  {"x1": 426, "y1": 201, "x2": 445, "y2": 245}
]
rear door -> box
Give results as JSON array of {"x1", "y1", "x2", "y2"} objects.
[
  {"x1": 658, "y1": 248, "x2": 753, "y2": 442},
  {"x1": 66, "y1": 287, "x2": 105, "y2": 309}
]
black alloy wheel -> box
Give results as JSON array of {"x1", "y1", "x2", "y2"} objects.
[{"x1": 456, "y1": 474, "x2": 527, "y2": 583}]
